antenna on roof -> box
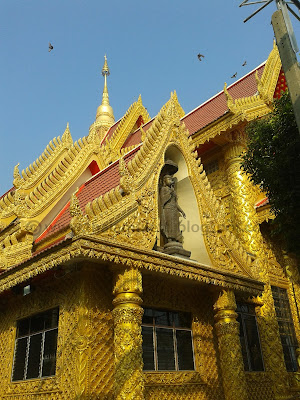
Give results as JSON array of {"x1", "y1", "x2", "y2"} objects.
[{"x1": 240, "y1": 0, "x2": 299, "y2": 52}]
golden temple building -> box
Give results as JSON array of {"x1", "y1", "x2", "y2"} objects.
[{"x1": 0, "y1": 43, "x2": 299, "y2": 400}]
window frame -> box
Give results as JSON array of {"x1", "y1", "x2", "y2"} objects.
[
  {"x1": 204, "y1": 159, "x2": 219, "y2": 175},
  {"x1": 11, "y1": 307, "x2": 59, "y2": 382},
  {"x1": 236, "y1": 302, "x2": 265, "y2": 372},
  {"x1": 141, "y1": 308, "x2": 196, "y2": 372},
  {"x1": 271, "y1": 285, "x2": 299, "y2": 372}
]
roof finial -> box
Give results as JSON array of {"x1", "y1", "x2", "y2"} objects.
[
  {"x1": 102, "y1": 55, "x2": 110, "y2": 77},
  {"x1": 95, "y1": 55, "x2": 115, "y2": 127}
]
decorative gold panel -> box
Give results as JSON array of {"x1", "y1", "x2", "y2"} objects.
[
  {"x1": 245, "y1": 373, "x2": 275, "y2": 400},
  {"x1": 0, "y1": 264, "x2": 114, "y2": 399}
]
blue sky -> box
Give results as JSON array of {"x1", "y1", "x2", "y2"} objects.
[{"x1": 1, "y1": 0, "x2": 300, "y2": 194}]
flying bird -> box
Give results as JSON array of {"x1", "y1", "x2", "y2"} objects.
[
  {"x1": 242, "y1": 61, "x2": 247, "y2": 66},
  {"x1": 231, "y1": 72, "x2": 237, "y2": 79},
  {"x1": 197, "y1": 53, "x2": 205, "y2": 61},
  {"x1": 48, "y1": 42, "x2": 54, "y2": 52}
]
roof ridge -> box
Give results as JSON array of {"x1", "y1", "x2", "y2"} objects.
[{"x1": 181, "y1": 60, "x2": 266, "y2": 121}]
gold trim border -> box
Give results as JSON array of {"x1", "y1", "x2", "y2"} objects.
[{"x1": 0, "y1": 235, "x2": 264, "y2": 296}]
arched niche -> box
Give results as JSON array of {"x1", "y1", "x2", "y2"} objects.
[{"x1": 163, "y1": 145, "x2": 212, "y2": 265}]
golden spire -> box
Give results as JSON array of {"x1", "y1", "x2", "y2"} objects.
[{"x1": 95, "y1": 55, "x2": 115, "y2": 128}]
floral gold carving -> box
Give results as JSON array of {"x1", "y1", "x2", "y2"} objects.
[
  {"x1": 113, "y1": 268, "x2": 144, "y2": 399},
  {"x1": 214, "y1": 289, "x2": 248, "y2": 400}
]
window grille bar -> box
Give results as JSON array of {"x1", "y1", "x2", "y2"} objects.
[
  {"x1": 173, "y1": 326, "x2": 179, "y2": 371},
  {"x1": 24, "y1": 337, "x2": 30, "y2": 380}
]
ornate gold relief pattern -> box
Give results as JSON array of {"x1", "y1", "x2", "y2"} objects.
[
  {"x1": 0, "y1": 132, "x2": 104, "y2": 223},
  {"x1": 223, "y1": 131, "x2": 261, "y2": 255},
  {"x1": 89, "y1": 268, "x2": 114, "y2": 398},
  {"x1": 143, "y1": 276, "x2": 224, "y2": 400},
  {"x1": 0, "y1": 272, "x2": 67, "y2": 399},
  {"x1": 245, "y1": 373, "x2": 275, "y2": 400},
  {"x1": 112, "y1": 268, "x2": 144, "y2": 400},
  {"x1": 261, "y1": 229, "x2": 300, "y2": 348},
  {"x1": 51, "y1": 92, "x2": 254, "y2": 279},
  {"x1": 0, "y1": 230, "x2": 33, "y2": 269},
  {"x1": 102, "y1": 95, "x2": 150, "y2": 165},
  {"x1": 144, "y1": 372, "x2": 204, "y2": 386},
  {"x1": 72, "y1": 270, "x2": 92, "y2": 398},
  {"x1": 0, "y1": 237, "x2": 264, "y2": 297},
  {"x1": 256, "y1": 205, "x2": 275, "y2": 224},
  {"x1": 9, "y1": 124, "x2": 73, "y2": 195},
  {"x1": 255, "y1": 282, "x2": 290, "y2": 399},
  {"x1": 223, "y1": 132, "x2": 291, "y2": 398},
  {"x1": 214, "y1": 289, "x2": 248, "y2": 400},
  {"x1": 102, "y1": 187, "x2": 157, "y2": 249},
  {"x1": 255, "y1": 41, "x2": 282, "y2": 104},
  {"x1": 176, "y1": 127, "x2": 253, "y2": 277},
  {"x1": 0, "y1": 124, "x2": 108, "y2": 268},
  {"x1": 0, "y1": 266, "x2": 114, "y2": 399},
  {"x1": 204, "y1": 159, "x2": 233, "y2": 233}
]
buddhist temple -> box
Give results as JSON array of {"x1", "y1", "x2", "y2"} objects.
[{"x1": 0, "y1": 42, "x2": 299, "y2": 400}]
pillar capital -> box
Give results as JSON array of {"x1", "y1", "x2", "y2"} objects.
[
  {"x1": 223, "y1": 129, "x2": 247, "y2": 165},
  {"x1": 113, "y1": 267, "x2": 143, "y2": 296},
  {"x1": 214, "y1": 289, "x2": 238, "y2": 328}
]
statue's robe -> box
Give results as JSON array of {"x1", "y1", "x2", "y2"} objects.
[{"x1": 160, "y1": 186, "x2": 181, "y2": 242}]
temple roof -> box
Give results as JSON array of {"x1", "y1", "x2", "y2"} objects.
[
  {"x1": 117, "y1": 62, "x2": 267, "y2": 149},
  {"x1": 0, "y1": 43, "x2": 284, "y2": 269},
  {"x1": 35, "y1": 146, "x2": 140, "y2": 247},
  {"x1": 182, "y1": 62, "x2": 266, "y2": 135}
]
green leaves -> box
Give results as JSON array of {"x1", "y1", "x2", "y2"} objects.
[{"x1": 242, "y1": 91, "x2": 300, "y2": 257}]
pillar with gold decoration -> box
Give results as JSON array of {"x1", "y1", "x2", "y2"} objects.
[
  {"x1": 214, "y1": 289, "x2": 248, "y2": 400},
  {"x1": 112, "y1": 268, "x2": 144, "y2": 400},
  {"x1": 223, "y1": 129, "x2": 262, "y2": 255},
  {"x1": 223, "y1": 129, "x2": 291, "y2": 399}
]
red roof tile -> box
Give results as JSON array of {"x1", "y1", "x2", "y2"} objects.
[
  {"x1": 255, "y1": 197, "x2": 269, "y2": 208},
  {"x1": 122, "y1": 130, "x2": 142, "y2": 148},
  {"x1": 273, "y1": 69, "x2": 287, "y2": 99},
  {"x1": 120, "y1": 64, "x2": 267, "y2": 148},
  {"x1": 122, "y1": 118, "x2": 154, "y2": 149},
  {"x1": 101, "y1": 119, "x2": 122, "y2": 144},
  {"x1": 35, "y1": 146, "x2": 140, "y2": 244},
  {"x1": 182, "y1": 63, "x2": 266, "y2": 136}
]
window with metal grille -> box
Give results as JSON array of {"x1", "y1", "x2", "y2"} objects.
[
  {"x1": 12, "y1": 308, "x2": 59, "y2": 381},
  {"x1": 271, "y1": 286, "x2": 298, "y2": 372},
  {"x1": 236, "y1": 303, "x2": 264, "y2": 371},
  {"x1": 204, "y1": 160, "x2": 219, "y2": 175},
  {"x1": 141, "y1": 308, "x2": 195, "y2": 371}
]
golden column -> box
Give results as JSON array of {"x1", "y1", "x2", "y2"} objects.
[
  {"x1": 112, "y1": 268, "x2": 144, "y2": 400},
  {"x1": 223, "y1": 129, "x2": 261, "y2": 254},
  {"x1": 223, "y1": 129, "x2": 290, "y2": 399},
  {"x1": 214, "y1": 289, "x2": 248, "y2": 400}
]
